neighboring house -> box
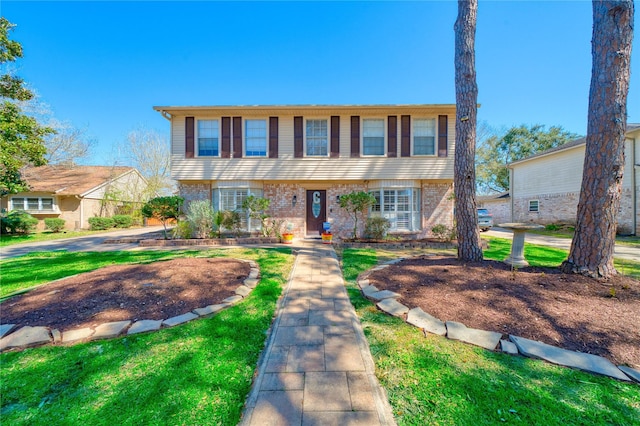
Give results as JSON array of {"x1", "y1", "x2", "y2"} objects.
[
  {"x1": 477, "y1": 191, "x2": 510, "y2": 225},
  {"x1": 1, "y1": 165, "x2": 148, "y2": 230},
  {"x1": 153, "y1": 104, "x2": 456, "y2": 238},
  {"x1": 508, "y1": 124, "x2": 640, "y2": 235}
]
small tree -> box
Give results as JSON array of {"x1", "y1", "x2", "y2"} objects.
[
  {"x1": 141, "y1": 195, "x2": 184, "y2": 239},
  {"x1": 186, "y1": 200, "x2": 215, "y2": 238},
  {"x1": 242, "y1": 195, "x2": 271, "y2": 237},
  {"x1": 338, "y1": 191, "x2": 376, "y2": 239}
]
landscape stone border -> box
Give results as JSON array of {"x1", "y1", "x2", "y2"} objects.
[
  {"x1": 137, "y1": 237, "x2": 279, "y2": 247},
  {"x1": 356, "y1": 258, "x2": 640, "y2": 384},
  {"x1": 0, "y1": 259, "x2": 260, "y2": 352}
]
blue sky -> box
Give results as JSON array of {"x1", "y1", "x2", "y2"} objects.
[{"x1": 3, "y1": 1, "x2": 639, "y2": 165}]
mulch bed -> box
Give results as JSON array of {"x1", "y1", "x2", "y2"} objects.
[
  {"x1": 366, "y1": 255, "x2": 640, "y2": 368},
  {"x1": 0, "y1": 258, "x2": 250, "y2": 331}
]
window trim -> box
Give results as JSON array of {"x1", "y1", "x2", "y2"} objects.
[
  {"x1": 304, "y1": 118, "x2": 330, "y2": 158},
  {"x1": 411, "y1": 117, "x2": 438, "y2": 157},
  {"x1": 361, "y1": 118, "x2": 387, "y2": 157},
  {"x1": 10, "y1": 196, "x2": 57, "y2": 212},
  {"x1": 212, "y1": 187, "x2": 264, "y2": 231},
  {"x1": 369, "y1": 187, "x2": 421, "y2": 232},
  {"x1": 196, "y1": 118, "x2": 220, "y2": 157},
  {"x1": 528, "y1": 200, "x2": 540, "y2": 213},
  {"x1": 244, "y1": 118, "x2": 268, "y2": 158}
]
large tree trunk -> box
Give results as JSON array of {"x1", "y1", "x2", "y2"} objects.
[
  {"x1": 562, "y1": 1, "x2": 633, "y2": 279},
  {"x1": 454, "y1": 0, "x2": 483, "y2": 262}
]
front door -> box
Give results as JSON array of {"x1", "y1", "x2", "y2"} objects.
[{"x1": 306, "y1": 190, "x2": 326, "y2": 235}]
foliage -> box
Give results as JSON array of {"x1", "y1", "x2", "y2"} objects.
[
  {"x1": 242, "y1": 195, "x2": 271, "y2": 237},
  {"x1": 220, "y1": 210, "x2": 242, "y2": 237},
  {"x1": 185, "y1": 200, "x2": 215, "y2": 238},
  {"x1": 172, "y1": 220, "x2": 193, "y2": 239},
  {"x1": 338, "y1": 191, "x2": 376, "y2": 239},
  {"x1": 0, "y1": 249, "x2": 294, "y2": 425},
  {"x1": 112, "y1": 214, "x2": 133, "y2": 228},
  {"x1": 43, "y1": 120, "x2": 93, "y2": 166},
  {"x1": 0, "y1": 18, "x2": 54, "y2": 196},
  {"x1": 88, "y1": 216, "x2": 114, "y2": 231},
  {"x1": 431, "y1": 224, "x2": 456, "y2": 242},
  {"x1": 141, "y1": 195, "x2": 184, "y2": 239},
  {"x1": 364, "y1": 217, "x2": 390, "y2": 240},
  {"x1": 0, "y1": 210, "x2": 38, "y2": 234},
  {"x1": 43, "y1": 217, "x2": 65, "y2": 232},
  {"x1": 476, "y1": 124, "x2": 580, "y2": 194}
]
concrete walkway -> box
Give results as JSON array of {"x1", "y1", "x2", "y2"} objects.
[
  {"x1": 241, "y1": 241, "x2": 396, "y2": 426},
  {"x1": 485, "y1": 227, "x2": 640, "y2": 262}
]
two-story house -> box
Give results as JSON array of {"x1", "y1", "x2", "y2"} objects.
[{"x1": 153, "y1": 104, "x2": 456, "y2": 239}]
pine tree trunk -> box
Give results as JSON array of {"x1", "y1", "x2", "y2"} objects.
[
  {"x1": 454, "y1": 0, "x2": 483, "y2": 262},
  {"x1": 561, "y1": 0, "x2": 633, "y2": 279}
]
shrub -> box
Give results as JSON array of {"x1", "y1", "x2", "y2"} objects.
[
  {"x1": 1, "y1": 211, "x2": 38, "y2": 234},
  {"x1": 112, "y1": 215, "x2": 133, "y2": 228},
  {"x1": 172, "y1": 221, "x2": 193, "y2": 239},
  {"x1": 88, "y1": 217, "x2": 114, "y2": 230},
  {"x1": 338, "y1": 191, "x2": 377, "y2": 239},
  {"x1": 221, "y1": 210, "x2": 242, "y2": 237},
  {"x1": 186, "y1": 200, "x2": 215, "y2": 238},
  {"x1": 44, "y1": 218, "x2": 66, "y2": 232},
  {"x1": 242, "y1": 195, "x2": 271, "y2": 236},
  {"x1": 364, "y1": 217, "x2": 391, "y2": 240},
  {"x1": 432, "y1": 224, "x2": 456, "y2": 242}
]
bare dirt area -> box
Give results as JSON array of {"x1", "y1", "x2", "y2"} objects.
[
  {"x1": 366, "y1": 255, "x2": 640, "y2": 368},
  {"x1": 1, "y1": 258, "x2": 250, "y2": 331}
]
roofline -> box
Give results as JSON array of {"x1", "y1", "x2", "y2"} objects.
[
  {"x1": 79, "y1": 168, "x2": 144, "y2": 197},
  {"x1": 153, "y1": 103, "x2": 460, "y2": 118}
]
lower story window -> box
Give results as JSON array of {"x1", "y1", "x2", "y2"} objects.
[
  {"x1": 529, "y1": 200, "x2": 539, "y2": 213},
  {"x1": 212, "y1": 188, "x2": 263, "y2": 231},
  {"x1": 11, "y1": 197, "x2": 55, "y2": 211},
  {"x1": 369, "y1": 188, "x2": 421, "y2": 231}
]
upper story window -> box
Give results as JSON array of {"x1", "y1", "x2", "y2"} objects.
[
  {"x1": 413, "y1": 118, "x2": 436, "y2": 156},
  {"x1": 198, "y1": 119, "x2": 219, "y2": 156},
  {"x1": 11, "y1": 197, "x2": 55, "y2": 212},
  {"x1": 363, "y1": 119, "x2": 385, "y2": 156},
  {"x1": 306, "y1": 119, "x2": 328, "y2": 156},
  {"x1": 245, "y1": 119, "x2": 267, "y2": 157}
]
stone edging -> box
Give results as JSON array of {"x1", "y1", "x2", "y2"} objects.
[
  {"x1": 137, "y1": 237, "x2": 279, "y2": 247},
  {"x1": 334, "y1": 241, "x2": 456, "y2": 250},
  {"x1": 0, "y1": 259, "x2": 261, "y2": 352},
  {"x1": 356, "y1": 258, "x2": 640, "y2": 384}
]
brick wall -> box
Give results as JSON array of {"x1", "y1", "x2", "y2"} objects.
[
  {"x1": 477, "y1": 198, "x2": 511, "y2": 225},
  {"x1": 422, "y1": 182, "x2": 454, "y2": 238},
  {"x1": 178, "y1": 183, "x2": 211, "y2": 212}
]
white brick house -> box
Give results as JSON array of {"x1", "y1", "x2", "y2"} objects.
[
  {"x1": 154, "y1": 104, "x2": 457, "y2": 239},
  {"x1": 508, "y1": 124, "x2": 640, "y2": 235}
]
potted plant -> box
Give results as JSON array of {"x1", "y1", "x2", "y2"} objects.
[
  {"x1": 281, "y1": 222, "x2": 294, "y2": 244},
  {"x1": 321, "y1": 230, "x2": 333, "y2": 244}
]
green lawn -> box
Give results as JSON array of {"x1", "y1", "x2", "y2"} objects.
[
  {"x1": 340, "y1": 248, "x2": 640, "y2": 425},
  {"x1": 526, "y1": 228, "x2": 640, "y2": 249},
  {"x1": 482, "y1": 236, "x2": 640, "y2": 278},
  {"x1": 0, "y1": 248, "x2": 293, "y2": 425}
]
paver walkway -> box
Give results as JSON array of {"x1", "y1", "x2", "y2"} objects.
[{"x1": 241, "y1": 241, "x2": 396, "y2": 426}]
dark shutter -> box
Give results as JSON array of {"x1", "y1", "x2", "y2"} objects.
[
  {"x1": 387, "y1": 115, "x2": 397, "y2": 157},
  {"x1": 438, "y1": 115, "x2": 448, "y2": 157},
  {"x1": 401, "y1": 115, "x2": 411, "y2": 157},
  {"x1": 269, "y1": 117, "x2": 278, "y2": 158},
  {"x1": 221, "y1": 117, "x2": 231, "y2": 158},
  {"x1": 350, "y1": 116, "x2": 360, "y2": 157},
  {"x1": 185, "y1": 117, "x2": 194, "y2": 158},
  {"x1": 294, "y1": 116, "x2": 303, "y2": 158},
  {"x1": 233, "y1": 117, "x2": 242, "y2": 158},
  {"x1": 330, "y1": 116, "x2": 340, "y2": 158}
]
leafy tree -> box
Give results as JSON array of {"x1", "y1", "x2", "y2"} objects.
[
  {"x1": 0, "y1": 18, "x2": 53, "y2": 195},
  {"x1": 454, "y1": 0, "x2": 483, "y2": 262},
  {"x1": 476, "y1": 124, "x2": 580, "y2": 194},
  {"x1": 242, "y1": 195, "x2": 271, "y2": 237},
  {"x1": 562, "y1": 0, "x2": 633, "y2": 279},
  {"x1": 338, "y1": 191, "x2": 376, "y2": 239},
  {"x1": 44, "y1": 120, "x2": 94, "y2": 166},
  {"x1": 141, "y1": 195, "x2": 184, "y2": 239}
]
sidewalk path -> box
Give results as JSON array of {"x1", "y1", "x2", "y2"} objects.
[
  {"x1": 241, "y1": 241, "x2": 396, "y2": 426},
  {"x1": 485, "y1": 228, "x2": 639, "y2": 263}
]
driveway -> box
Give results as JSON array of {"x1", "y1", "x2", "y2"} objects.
[
  {"x1": 0, "y1": 226, "x2": 168, "y2": 260},
  {"x1": 484, "y1": 227, "x2": 640, "y2": 263}
]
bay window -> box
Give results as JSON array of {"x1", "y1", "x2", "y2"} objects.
[{"x1": 369, "y1": 187, "x2": 421, "y2": 231}]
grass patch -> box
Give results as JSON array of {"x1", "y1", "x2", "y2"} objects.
[
  {"x1": 526, "y1": 228, "x2": 640, "y2": 249},
  {"x1": 482, "y1": 236, "x2": 640, "y2": 278},
  {"x1": 340, "y1": 248, "x2": 640, "y2": 425},
  {"x1": 0, "y1": 248, "x2": 293, "y2": 425}
]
